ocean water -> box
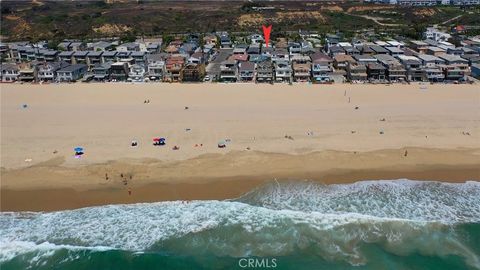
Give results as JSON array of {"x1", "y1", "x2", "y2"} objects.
[{"x1": 1, "y1": 179, "x2": 480, "y2": 270}]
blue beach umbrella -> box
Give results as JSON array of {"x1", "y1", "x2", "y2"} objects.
[{"x1": 74, "y1": 147, "x2": 84, "y2": 152}]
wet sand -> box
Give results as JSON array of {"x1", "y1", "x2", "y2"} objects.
[{"x1": 2, "y1": 148, "x2": 479, "y2": 211}]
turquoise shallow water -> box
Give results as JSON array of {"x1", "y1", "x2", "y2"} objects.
[{"x1": 1, "y1": 179, "x2": 480, "y2": 270}]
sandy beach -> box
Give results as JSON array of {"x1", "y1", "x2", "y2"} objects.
[{"x1": 1, "y1": 83, "x2": 479, "y2": 211}]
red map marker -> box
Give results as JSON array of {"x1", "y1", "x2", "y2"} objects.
[{"x1": 262, "y1": 25, "x2": 272, "y2": 48}]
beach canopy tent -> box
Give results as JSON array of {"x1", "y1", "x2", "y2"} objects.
[
  {"x1": 153, "y1": 137, "x2": 166, "y2": 145},
  {"x1": 218, "y1": 140, "x2": 226, "y2": 148},
  {"x1": 74, "y1": 147, "x2": 84, "y2": 156}
]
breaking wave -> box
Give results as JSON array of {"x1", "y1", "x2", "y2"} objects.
[{"x1": 1, "y1": 179, "x2": 480, "y2": 269}]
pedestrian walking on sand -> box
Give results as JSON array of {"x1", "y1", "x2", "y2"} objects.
[{"x1": 404, "y1": 150, "x2": 408, "y2": 157}]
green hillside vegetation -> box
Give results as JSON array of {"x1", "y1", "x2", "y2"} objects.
[{"x1": 1, "y1": 1, "x2": 478, "y2": 42}]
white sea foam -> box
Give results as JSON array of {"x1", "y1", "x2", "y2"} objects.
[
  {"x1": 236, "y1": 179, "x2": 480, "y2": 223},
  {"x1": 1, "y1": 180, "x2": 479, "y2": 268},
  {"x1": 0, "y1": 240, "x2": 113, "y2": 268}
]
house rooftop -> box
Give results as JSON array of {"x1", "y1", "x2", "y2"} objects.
[
  {"x1": 147, "y1": 53, "x2": 168, "y2": 62},
  {"x1": 93, "y1": 61, "x2": 113, "y2": 69},
  {"x1": 386, "y1": 40, "x2": 403, "y2": 47},
  {"x1": 91, "y1": 41, "x2": 112, "y2": 48},
  {"x1": 385, "y1": 47, "x2": 404, "y2": 53},
  {"x1": 39, "y1": 61, "x2": 70, "y2": 70},
  {"x1": 367, "y1": 63, "x2": 386, "y2": 70},
  {"x1": 410, "y1": 40, "x2": 428, "y2": 46},
  {"x1": 112, "y1": 62, "x2": 128, "y2": 66},
  {"x1": 369, "y1": 45, "x2": 389, "y2": 54},
  {"x1": 73, "y1": 51, "x2": 89, "y2": 57},
  {"x1": 239, "y1": 61, "x2": 255, "y2": 71},
  {"x1": 43, "y1": 50, "x2": 58, "y2": 56},
  {"x1": 102, "y1": 51, "x2": 117, "y2": 56},
  {"x1": 1, "y1": 63, "x2": 19, "y2": 71},
  {"x1": 235, "y1": 44, "x2": 249, "y2": 49},
  {"x1": 343, "y1": 46, "x2": 359, "y2": 53},
  {"x1": 221, "y1": 60, "x2": 237, "y2": 66},
  {"x1": 292, "y1": 63, "x2": 311, "y2": 69},
  {"x1": 374, "y1": 41, "x2": 389, "y2": 46},
  {"x1": 438, "y1": 53, "x2": 468, "y2": 63},
  {"x1": 58, "y1": 51, "x2": 74, "y2": 57},
  {"x1": 58, "y1": 64, "x2": 87, "y2": 72},
  {"x1": 274, "y1": 48, "x2": 288, "y2": 54},
  {"x1": 257, "y1": 60, "x2": 272, "y2": 68},
  {"x1": 147, "y1": 43, "x2": 160, "y2": 49},
  {"x1": 334, "y1": 54, "x2": 355, "y2": 62},
  {"x1": 87, "y1": 51, "x2": 103, "y2": 57},
  {"x1": 427, "y1": 46, "x2": 446, "y2": 52},
  {"x1": 231, "y1": 54, "x2": 249, "y2": 62},
  {"x1": 70, "y1": 42, "x2": 83, "y2": 47},
  {"x1": 338, "y1": 42, "x2": 352, "y2": 47},
  {"x1": 191, "y1": 52, "x2": 204, "y2": 58},
  {"x1": 373, "y1": 54, "x2": 401, "y2": 66},
  {"x1": 417, "y1": 54, "x2": 444, "y2": 62},
  {"x1": 329, "y1": 45, "x2": 345, "y2": 53},
  {"x1": 353, "y1": 54, "x2": 377, "y2": 61},
  {"x1": 461, "y1": 55, "x2": 480, "y2": 63},
  {"x1": 131, "y1": 51, "x2": 146, "y2": 57},
  {"x1": 397, "y1": 55, "x2": 421, "y2": 63},
  {"x1": 311, "y1": 52, "x2": 332, "y2": 62},
  {"x1": 117, "y1": 51, "x2": 132, "y2": 56},
  {"x1": 290, "y1": 54, "x2": 311, "y2": 61},
  {"x1": 424, "y1": 39, "x2": 439, "y2": 46},
  {"x1": 58, "y1": 42, "x2": 71, "y2": 48},
  {"x1": 438, "y1": 41, "x2": 454, "y2": 47},
  {"x1": 118, "y1": 42, "x2": 139, "y2": 48}
]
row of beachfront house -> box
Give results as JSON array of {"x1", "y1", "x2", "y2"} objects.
[
  {"x1": 1, "y1": 35, "x2": 213, "y2": 83},
  {"x1": 0, "y1": 56, "x2": 206, "y2": 83},
  {"x1": 2, "y1": 31, "x2": 480, "y2": 83},
  {"x1": 215, "y1": 35, "x2": 478, "y2": 83}
]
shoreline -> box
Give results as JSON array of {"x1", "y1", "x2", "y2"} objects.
[{"x1": 2, "y1": 148, "x2": 479, "y2": 212}]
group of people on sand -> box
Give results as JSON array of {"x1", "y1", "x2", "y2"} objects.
[{"x1": 104, "y1": 172, "x2": 133, "y2": 195}]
